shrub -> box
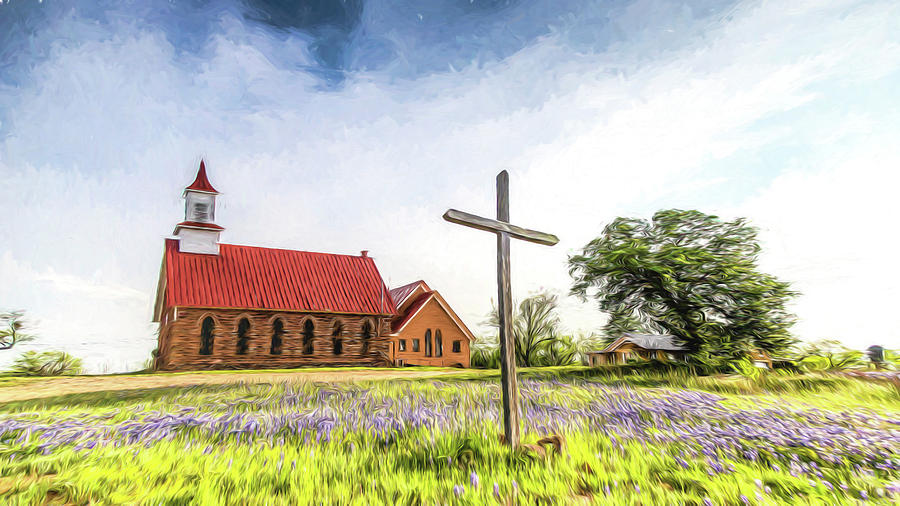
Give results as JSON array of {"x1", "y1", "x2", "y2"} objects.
[
  {"x1": 10, "y1": 350, "x2": 83, "y2": 376},
  {"x1": 470, "y1": 347, "x2": 501, "y2": 369}
]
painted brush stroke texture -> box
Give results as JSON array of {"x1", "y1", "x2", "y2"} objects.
[{"x1": 1, "y1": 0, "x2": 898, "y2": 371}]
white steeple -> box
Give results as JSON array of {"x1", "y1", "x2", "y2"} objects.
[{"x1": 174, "y1": 160, "x2": 223, "y2": 254}]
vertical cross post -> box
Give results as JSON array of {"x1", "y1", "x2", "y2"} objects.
[{"x1": 495, "y1": 170, "x2": 520, "y2": 448}]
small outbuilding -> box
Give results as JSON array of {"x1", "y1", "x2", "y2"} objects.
[
  {"x1": 586, "y1": 333, "x2": 687, "y2": 366},
  {"x1": 586, "y1": 333, "x2": 777, "y2": 368}
]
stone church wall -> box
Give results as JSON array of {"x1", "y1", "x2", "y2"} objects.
[{"x1": 156, "y1": 307, "x2": 393, "y2": 371}]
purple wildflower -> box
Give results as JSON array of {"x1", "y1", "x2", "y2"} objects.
[
  {"x1": 860, "y1": 490, "x2": 868, "y2": 500},
  {"x1": 453, "y1": 484, "x2": 465, "y2": 498},
  {"x1": 470, "y1": 471, "x2": 480, "y2": 489},
  {"x1": 703, "y1": 498, "x2": 714, "y2": 506},
  {"x1": 493, "y1": 482, "x2": 500, "y2": 500}
]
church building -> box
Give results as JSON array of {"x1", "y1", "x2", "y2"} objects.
[{"x1": 152, "y1": 161, "x2": 412, "y2": 371}]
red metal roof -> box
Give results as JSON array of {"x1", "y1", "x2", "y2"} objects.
[
  {"x1": 174, "y1": 221, "x2": 225, "y2": 231},
  {"x1": 391, "y1": 292, "x2": 433, "y2": 332},
  {"x1": 162, "y1": 238, "x2": 396, "y2": 315},
  {"x1": 185, "y1": 160, "x2": 218, "y2": 194},
  {"x1": 388, "y1": 280, "x2": 427, "y2": 308}
]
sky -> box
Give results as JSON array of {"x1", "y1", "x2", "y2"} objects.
[{"x1": 1, "y1": 0, "x2": 899, "y2": 373}]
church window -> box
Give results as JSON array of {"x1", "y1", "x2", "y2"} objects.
[
  {"x1": 452, "y1": 340, "x2": 461, "y2": 353},
  {"x1": 270, "y1": 319, "x2": 284, "y2": 355},
  {"x1": 412, "y1": 339, "x2": 420, "y2": 352},
  {"x1": 199, "y1": 317, "x2": 215, "y2": 355},
  {"x1": 332, "y1": 321, "x2": 343, "y2": 355},
  {"x1": 302, "y1": 319, "x2": 315, "y2": 355},
  {"x1": 424, "y1": 329, "x2": 432, "y2": 357},
  {"x1": 435, "y1": 329, "x2": 443, "y2": 357},
  {"x1": 236, "y1": 318, "x2": 251, "y2": 355},
  {"x1": 193, "y1": 202, "x2": 211, "y2": 221},
  {"x1": 361, "y1": 320, "x2": 373, "y2": 355},
  {"x1": 399, "y1": 339, "x2": 406, "y2": 351}
]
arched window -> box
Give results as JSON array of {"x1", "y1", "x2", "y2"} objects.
[
  {"x1": 361, "y1": 320, "x2": 373, "y2": 355},
  {"x1": 302, "y1": 319, "x2": 315, "y2": 355},
  {"x1": 435, "y1": 329, "x2": 443, "y2": 357},
  {"x1": 270, "y1": 319, "x2": 284, "y2": 355},
  {"x1": 199, "y1": 317, "x2": 215, "y2": 355},
  {"x1": 236, "y1": 318, "x2": 251, "y2": 355},
  {"x1": 332, "y1": 321, "x2": 343, "y2": 355},
  {"x1": 424, "y1": 329, "x2": 432, "y2": 357}
]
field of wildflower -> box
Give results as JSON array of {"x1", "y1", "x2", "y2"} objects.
[{"x1": 0, "y1": 369, "x2": 897, "y2": 505}]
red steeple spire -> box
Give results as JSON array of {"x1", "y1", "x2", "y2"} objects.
[{"x1": 185, "y1": 159, "x2": 218, "y2": 194}]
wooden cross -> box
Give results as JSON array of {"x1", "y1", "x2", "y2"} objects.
[{"x1": 443, "y1": 170, "x2": 558, "y2": 448}]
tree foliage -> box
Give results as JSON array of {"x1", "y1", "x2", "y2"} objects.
[
  {"x1": 479, "y1": 291, "x2": 585, "y2": 368},
  {"x1": 10, "y1": 350, "x2": 83, "y2": 376},
  {"x1": 568, "y1": 210, "x2": 798, "y2": 366},
  {"x1": 470, "y1": 334, "x2": 502, "y2": 369},
  {"x1": 486, "y1": 291, "x2": 562, "y2": 367},
  {"x1": 0, "y1": 311, "x2": 35, "y2": 351},
  {"x1": 793, "y1": 339, "x2": 864, "y2": 371}
]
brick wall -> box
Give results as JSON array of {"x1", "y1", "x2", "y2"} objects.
[{"x1": 156, "y1": 307, "x2": 393, "y2": 371}]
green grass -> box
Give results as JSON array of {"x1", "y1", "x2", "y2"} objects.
[{"x1": 0, "y1": 371, "x2": 897, "y2": 505}]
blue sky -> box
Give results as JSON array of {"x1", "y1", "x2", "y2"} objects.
[{"x1": 1, "y1": 0, "x2": 898, "y2": 372}]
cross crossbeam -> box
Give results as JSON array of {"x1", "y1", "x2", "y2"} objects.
[
  {"x1": 443, "y1": 170, "x2": 558, "y2": 448},
  {"x1": 442, "y1": 209, "x2": 559, "y2": 246}
]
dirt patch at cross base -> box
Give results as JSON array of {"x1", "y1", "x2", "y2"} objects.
[{"x1": 0, "y1": 369, "x2": 462, "y2": 403}]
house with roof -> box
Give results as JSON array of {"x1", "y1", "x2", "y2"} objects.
[
  {"x1": 152, "y1": 160, "x2": 445, "y2": 371},
  {"x1": 387, "y1": 280, "x2": 475, "y2": 368},
  {"x1": 587, "y1": 333, "x2": 775, "y2": 368},
  {"x1": 586, "y1": 333, "x2": 688, "y2": 366}
]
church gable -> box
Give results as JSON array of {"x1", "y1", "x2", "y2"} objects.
[
  {"x1": 391, "y1": 285, "x2": 475, "y2": 342},
  {"x1": 387, "y1": 285, "x2": 473, "y2": 368}
]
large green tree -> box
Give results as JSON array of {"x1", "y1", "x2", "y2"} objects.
[{"x1": 568, "y1": 210, "x2": 797, "y2": 366}]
